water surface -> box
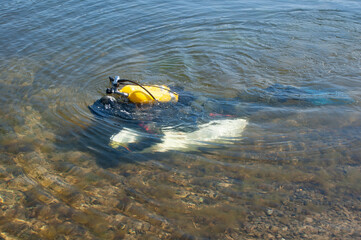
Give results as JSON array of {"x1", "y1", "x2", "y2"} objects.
[{"x1": 1, "y1": 0, "x2": 361, "y2": 239}]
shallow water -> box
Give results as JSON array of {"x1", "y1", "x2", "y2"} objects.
[{"x1": 1, "y1": 0, "x2": 361, "y2": 239}]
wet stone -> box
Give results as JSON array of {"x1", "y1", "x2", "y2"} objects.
[
  {"x1": 304, "y1": 217, "x2": 313, "y2": 223},
  {"x1": 281, "y1": 226, "x2": 288, "y2": 231},
  {"x1": 134, "y1": 222, "x2": 143, "y2": 231},
  {"x1": 56, "y1": 222, "x2": 77, "y2": 236},
  {"x1": 266, "y1": 209, "x2": 274, "y2": 216},
  {"x1": 270, "y1": 226, "x2": 279, "y2": 232}
]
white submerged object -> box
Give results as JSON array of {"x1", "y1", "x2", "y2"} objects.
[
  {"x1": 109, "y1": 127, "x2": 139, "y2": 149},
  {"x1": 110, "y1": 118, "x2": 248, "y2": 152}
]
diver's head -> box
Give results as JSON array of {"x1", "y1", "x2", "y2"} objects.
[{"x1": 100, "y1": 95, "x2": 117, "y2": 109}]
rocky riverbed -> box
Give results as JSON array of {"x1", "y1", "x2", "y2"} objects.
[{"x1": 0, "y1": 136, "x2": 360, "y2": 239}]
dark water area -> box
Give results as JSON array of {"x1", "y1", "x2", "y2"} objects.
[{"x1": 1, "y1": 0, "x2": 361, "y2": 239}]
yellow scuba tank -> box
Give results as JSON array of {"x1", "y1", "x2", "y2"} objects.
[{"x1": 119, "y1": 85, "x2": 179, "y2": 104}]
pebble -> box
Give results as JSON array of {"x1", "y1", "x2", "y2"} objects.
[
  {"x1": 267, "y1": 233, "x2": 274, "y2": 239},
  {"x1": 266, "y1": 209, "x2": 274, "y2": 216},
  {"x1": 304, "y1": 217, "x2": 313, "y2": 223},
  {"x1": 134, "y1": 222, "x2": 143, "y2": 231}
]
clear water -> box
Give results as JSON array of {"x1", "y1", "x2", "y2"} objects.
[{"x1": 1, "y1": 0, "x2": 360, "y2": 239}]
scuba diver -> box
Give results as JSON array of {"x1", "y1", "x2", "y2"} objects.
[
  {"x1": 89, "y1": 76, "x2": 354, "y2": 153},
  {"x1": 89, "y1": 76, "x2": 248, "y2": 152}
]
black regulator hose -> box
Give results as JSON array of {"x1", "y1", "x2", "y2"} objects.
[{"x1": 110, "y1": 77, "x2": 158, "y2": 102}]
